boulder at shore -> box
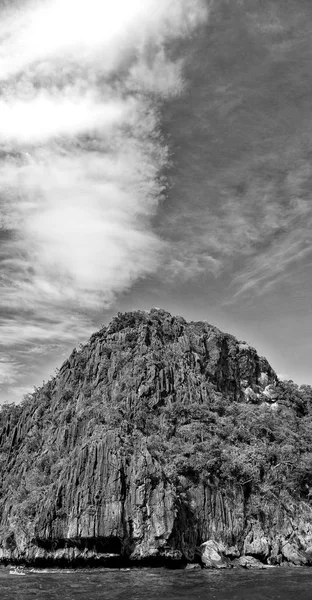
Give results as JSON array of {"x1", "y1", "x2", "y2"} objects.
[{"x1": 199, "y1": 541, "x2": 230, "y2": 569}]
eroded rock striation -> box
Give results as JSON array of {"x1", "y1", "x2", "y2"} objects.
[{"x1": 1, "y1": 308, "x2": 312, "y2": 568}]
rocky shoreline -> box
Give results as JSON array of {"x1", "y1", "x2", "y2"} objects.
[{"x1": 1, "y1": 537, "x2": 312, "y2": 570}]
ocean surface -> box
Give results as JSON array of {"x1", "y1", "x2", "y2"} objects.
[{"x1": 1, "y1": 567, "x2": 312, "y2": 600}]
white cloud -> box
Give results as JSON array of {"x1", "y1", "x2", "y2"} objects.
[
  {"x1": 276, "y1": 373, "x2": 289, "y2": 382},
  {"x1": 0, "y1": 0, "x2": 209, "y2": 357},
  {"x1": 0, "y1": 0, "x2": 209, "y2": 81},
  {"x1": 0, "y1": 92, "x2": 132, "y2": 144}
]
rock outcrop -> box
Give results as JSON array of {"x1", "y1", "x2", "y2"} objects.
[
  {"x1": 0, "y1": 308, "x2": 312, "y2": 568},
  {"x1": 199, "y1": 540, "x2": 230, "y2": 568}
]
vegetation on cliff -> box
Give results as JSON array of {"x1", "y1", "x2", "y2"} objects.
[{"x1": 0, "y1": 308, "x2": 312, "y2": 567}]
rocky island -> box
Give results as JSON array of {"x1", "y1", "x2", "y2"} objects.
[{"x1": 1, "y1": 308, "x2": 312, "y2": 569}]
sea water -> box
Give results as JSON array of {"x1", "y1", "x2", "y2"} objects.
[{"x1": 1, "y1": 567, "x2": 312, "y2": 600}]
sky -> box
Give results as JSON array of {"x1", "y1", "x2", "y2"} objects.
[{"x1": 1, "y1": 0, "x2": 312, "y2": 403}]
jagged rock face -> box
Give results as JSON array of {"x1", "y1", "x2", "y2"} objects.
[
  {"x1": 57, "y1": 308, "x2": 276, "y2": 408},
  {"x1": 0, "y1": 308, "x2": 312, "y2": 567}
]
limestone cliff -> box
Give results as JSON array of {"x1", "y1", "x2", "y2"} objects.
[{"x1": 0, "y1": 308, "x2": 312, "y2": 567}]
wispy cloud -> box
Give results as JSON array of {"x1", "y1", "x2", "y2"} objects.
[
  {"x1": 225, "y1": 158, "x2": 312, "y2": 301},
  {"x1": 0, "y1": 357, "x2": 20, "y2": 385},
  {"x1": 160, "y1": 148, "x2": 312, "y2": 301},
  {"x1": 230, "y1": 231, "x2": 312, "y2": 301}
]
